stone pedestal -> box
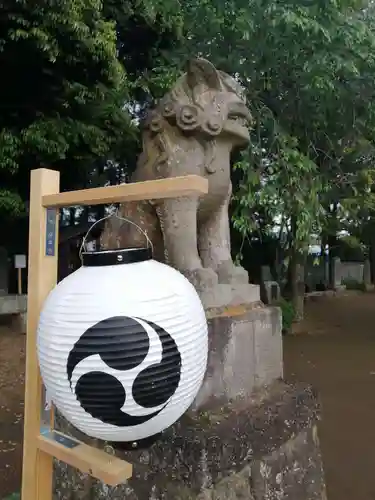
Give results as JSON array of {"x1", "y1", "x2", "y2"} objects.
[
  {"x1": 263, "y1": 281, "x2": 281, "y2": 304},
  {"x1": 53, "y1": 302, "x2": 326, "y2": 499},
  {"x1": 331, "y1": 257, "x2": 345, "y2": 291},
  {"x1": 54, "y1": 382, "x2": 326, "y2": 500},
  {"x1": 193, "y1": 304, "x2": 283, "y2": 410},
  {"x1": 363, "y1": 259, "x2": 374, "y2": 291},
  {"x1": 260, "y1": 266, "x2": 281, "y2": 305},
  {"x1": 193, "y1": 283, "x2": 260, "y2": 310}
]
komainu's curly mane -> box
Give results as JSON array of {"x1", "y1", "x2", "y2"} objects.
[{"x1": 134, "y1": 60, "x2": 249, "y2": 180}]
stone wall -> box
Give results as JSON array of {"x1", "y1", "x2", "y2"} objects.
[
  {"x1": 262, "y1": 258, "x2": 371, "y2": 293},
  {"x1": 340, "y1": 261, "x2": 364, "y2": 283}
]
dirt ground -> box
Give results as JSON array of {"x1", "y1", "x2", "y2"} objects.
[
  {"x1": 284, "y1": 292, "x2": 375, "y2": 500},
  {"x1": 1, "y1": 292, "x2": 375, "y2": 499},
  {"x1": 0, "y1": 325, "x2": 25, "y2": 499}
]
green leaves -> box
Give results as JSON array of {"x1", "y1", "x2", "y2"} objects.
[
  {"x1": 0, "y1": 190, "x2": 25, "y2": 216},
  {"x1": 171, "y1": 0, "x2": 375, "y2": 257},
  {"x1": 0, "y1": 130, "x2": 21, "y2": 173},
  {"x1": 2, "y1": 0, "x2": 375, "y2": 249},
  {"x1": 233, "y1": 130, "x2": 325, "y2": 253},
  {"x1": 0, "y1": 0, "x2": 136, "y2": 215}
]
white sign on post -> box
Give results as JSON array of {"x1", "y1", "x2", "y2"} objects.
[{"x1": 15, "y1": 254, "x2": 27, "y2": 269}]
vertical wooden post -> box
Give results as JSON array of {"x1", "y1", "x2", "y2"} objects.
[
  {"x1": 17, "y1": 268, "x2": 22, "y2": 295},
  {"x1": 21, "y1": 169, "x2": 60, "y2": 500}
]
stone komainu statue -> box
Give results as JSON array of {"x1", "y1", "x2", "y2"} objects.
[{"x1": 101, "y1": 58, "x2": 257, "y2": 307}]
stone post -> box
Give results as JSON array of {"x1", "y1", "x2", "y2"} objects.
[
  {"x1": 363, "y1": 259, "x2": 374, "y2": 291},
  {"x1": 261, "y1": 265, "x2": 281, "y2": 305},
  {"x1": 261, "y1": 265, "x2": 273, "y2": 282},
  {"x1": 324, "y1": 257, "x2": 329, "y2": 288},
  {"x1": 332, "y1": 257, "x2": 344, "y2": 290}
]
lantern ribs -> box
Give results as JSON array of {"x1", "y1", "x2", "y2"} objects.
[{"x1": 42, "y1": 174, "x2": 208, "y2": 208}]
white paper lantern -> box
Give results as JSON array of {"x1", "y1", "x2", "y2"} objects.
[{"x1": 37, "y1": 247, "x2": 208, "y2": 443}]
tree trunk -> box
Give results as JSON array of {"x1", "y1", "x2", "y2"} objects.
[
  {"x1": 95, "y1": 205, "x2": 105, "y2": 250},
  {"x1": 369, "y1": 236, "x2": 375, "y2": 285},
  {"x1": 286, "y1": 215, "x2": 305, "y2": 322},
  {"x1": 328, "y1": 233, "x2": 339, "y2": 289},
  {"x1": 69, "y1": 207, "x2": 75, "y2": 226},
  {"x1": 320, "y1": 231, "x2": 329, "y2": 288},
  {"x1": 288, "y1": 250, "x2": 305, "y2": 322},
  {"x1": 327, "y1": 203, "x2": 339, "y2": 289}
]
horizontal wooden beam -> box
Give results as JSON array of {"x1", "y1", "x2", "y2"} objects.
[
  {"x1": 42, "y1": 175, "x2": 208, "y2": 208},
  {"x1": 37, "y1": 431, "x2": 132, "y2": 486}
]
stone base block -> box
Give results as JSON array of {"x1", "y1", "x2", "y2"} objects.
[
  {"x1": 199, "y1": 284, "x2": 260, "y2": 309},
  {"x1": 54, "y1": 382, "x2": 326, "y2": 499},
  {"x1": 193, "y1": 304, "x2": 283, "y2": 410},
  {"x1": 334, "y1": 284, "x2": 346, "y2": 292},
  {"x1": 0, "y1": 293, "x2": 27, "y2": 314},
  {"x1": 10, "y1": 312, "x2": 27, "y2": 333},
  {"x1": 263, "y1": 280, "x2": 281, "y2": 304}
]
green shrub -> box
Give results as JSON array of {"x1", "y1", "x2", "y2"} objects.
[
  {"x1": 275, "y1": 298, "x2": 296, "y2": 334},
  {"x1": 4, "y1": 494, "x2": 20, "y2": 500}
]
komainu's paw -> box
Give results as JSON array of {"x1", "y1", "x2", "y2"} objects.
[
  {"x1": 216, "y1": 260, "x2": 249, "y2": 285},
  {"x1": 182, "y1": 267, "x2": 219, "y2": 291}
]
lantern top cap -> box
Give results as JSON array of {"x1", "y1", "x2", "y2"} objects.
[{"x1": 81, "y1": 247, "x2": 152, "y2": 267}]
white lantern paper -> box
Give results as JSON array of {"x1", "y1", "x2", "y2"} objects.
[{"x1": 37, "y1": 247, "x2": 208, "y2": 443}]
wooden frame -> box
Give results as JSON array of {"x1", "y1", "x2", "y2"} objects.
[{"x1": 21, "y1": 168, "x2": 208, "y2": 500}]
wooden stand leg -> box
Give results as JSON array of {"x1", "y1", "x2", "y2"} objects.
[
  {"x1": 21, "y1": 169, "x2": 60, "y2": 500},
  {"x1": 18, "y1": 268, "x2": 22, "y2": 295}
]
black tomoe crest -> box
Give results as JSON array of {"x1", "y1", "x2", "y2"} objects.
[{"x1": 66, "y1": 316, "x2": 182, "y2": 427}]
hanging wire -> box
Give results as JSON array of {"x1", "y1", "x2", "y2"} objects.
[{"x1": 79, "y1": 209, "x2": 153, "y2": 261}]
